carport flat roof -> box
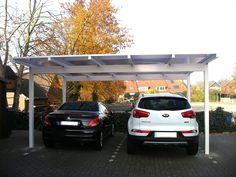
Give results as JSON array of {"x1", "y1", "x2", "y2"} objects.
[{"x1": 13, "y1": 53, "x2": 217, "y2": 81}]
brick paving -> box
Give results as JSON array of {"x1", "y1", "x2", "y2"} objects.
[{"x1": 0, "y1": 130, "x2": 236, "y2": 177}]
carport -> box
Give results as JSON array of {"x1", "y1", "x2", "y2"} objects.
[{"x1": 14, "y1": 53, "x2": 217, "y2": 155}]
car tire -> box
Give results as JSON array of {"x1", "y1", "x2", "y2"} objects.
[
  {"x1": 95, "y1": 131, "x2": 103, "y2": 150},
  {"x1": 186, "y1": 139, "x2": 199, "y2": 155},
  {"x1": 127, "y1": 136, "x2": 136, "y2": 154},
  {"x1": 43, "y1": 139, "x2": 54, "y2": 148}
]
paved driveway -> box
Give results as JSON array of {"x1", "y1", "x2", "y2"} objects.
[{"x1": 0, "y1": 131, "x2": 235, "y2": 177}]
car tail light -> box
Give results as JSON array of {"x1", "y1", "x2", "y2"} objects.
[
  {"x1": 181, "y1": 110, "x2": 196, "y2": 118},
  {"x1": 181, "y1": 130, "x2": 197, "y2": 134},
  {"x1": 87, "y1": 116, "x2": 100, "y2": 128},
  {"x1": 44, "y1": 116, "x2": 52, "y2": 126},
  {"x1": 131, "y1": 129, "x2": 150, "y2": 134},
  {"x1": 133, "y1": 109, "x2": 150, "y2": 118}
]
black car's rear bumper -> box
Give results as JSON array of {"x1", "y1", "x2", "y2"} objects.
[
  {"x1": 43, "y1": 126, "x2": 100, "y2": 143},
  {"x1": 128, "y1": 132, "x2": 199, "y2": 146}
]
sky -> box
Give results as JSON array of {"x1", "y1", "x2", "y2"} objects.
[{"x1": 3, "y1": 0, "x2": 236, "y2": 84}]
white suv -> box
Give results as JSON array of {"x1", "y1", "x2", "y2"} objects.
[{"x1": 127, "y1": 93, "x2": 199, "y2": 155}]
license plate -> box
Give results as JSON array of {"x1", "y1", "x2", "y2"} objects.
[
  {"x1": 60, "y1": 121, "x2": 79, "y2": 126},
  {"x1": 154, "y1": 132, "x2": 177, "y2": 138}
]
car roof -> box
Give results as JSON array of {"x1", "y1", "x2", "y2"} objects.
[{"x1": 140, "y1": 93, "x2": 186, "y2": 99}]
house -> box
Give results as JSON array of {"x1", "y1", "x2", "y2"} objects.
[
  {"x1": 19, "y1": 79, "x2": 48, "y2": 112},
  {"x1": 209, "y1": 81, "x2": 221, "y2": 91},
  {"x1": 219, "y1": 80, "x2": 236, "y2": 103},
  {"x1": 220, "y1": 80, "x2": 235, "y2": 96},
  {"x1": 124, "y1": 80, "x2": 184, "y2": 95},
  {"x1": 6, "y1": 66, "x2": 49, "y2": 111}
]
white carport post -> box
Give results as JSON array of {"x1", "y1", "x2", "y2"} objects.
[
  {"x1": 204, "y1": 64, "x2": 210, "y2": 155},
  {"x1": 62, "y1": 78, "x2": 67, "y2": 103},
  {"x1": 29, "y1": 68, "x2": 34, "y2": 148},
  {"x1": 187, "y1": 75, "x2": 191, "y2": 102}
]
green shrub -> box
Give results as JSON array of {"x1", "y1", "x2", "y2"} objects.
[
  {"x1": 196, "y1": 107, "x2": 234, "y2": 133},
  {"x1": 7, "y1": 106, "x2": 53, "y2": 130}
]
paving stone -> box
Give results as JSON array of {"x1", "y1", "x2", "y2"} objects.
[{"x1": 0, "y1": 131, "x2": 235, "y2": 177}]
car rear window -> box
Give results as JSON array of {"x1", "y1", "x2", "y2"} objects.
[
  {"x1": 138, "y1": 97, "x2": 191, "y2": 111},
  {"x1": 59, "y1": 102, "x2": 99, "y2": 111}
]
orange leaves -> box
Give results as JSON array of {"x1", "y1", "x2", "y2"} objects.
[
  {"x1": 64, "y1": 0, "x2": 132, "y2": 55},
  {"x1": 79, "y1": 81, "x2": 126, "y2": 102},
  {"x1": 47, "y1": 75, "x2": 63, "y2": 104}
]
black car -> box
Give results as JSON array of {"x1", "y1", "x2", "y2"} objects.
[{"x1": 42, "y1": 101, "x2": 114, "y2": 150}]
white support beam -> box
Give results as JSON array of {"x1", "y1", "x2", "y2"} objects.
[
  {"x1": 64, "y1": 73, "x2": 189, "y2": 81},
  {"x1": 29, "y1": 69, "x2": 34, "y2": 148},
  {"x1": 82, "y1": 74, "x2": 91, "y2": 78},
  {"x1": 89, "y1": 56, "x2": 104, "y2": 67},
  {"x1": 204, "y1": 64, "x2": 210, "y2": 155},
  {"x1": 14, "y1": 59, "x2": 39, "y2": 68},
  {"x1": 128, "y1": 55, "x2": 134, "y2": 66},
  {"x1": 187, "y1": 75, "x2": 191, "y2": 102},
  {"x1": 167, "y1": 54, "x2": 175, "y2": 65},
  {"x1": 200, "y1": 54, "x2": 217, "y2": 64},
  {"x1": 33, "y1": 64, "x2": 205, "y2": 74},
  {"x1": 62, "y1": 78, "x2": 67, "y2": 103},
  {"x1": 48, "y1": 57, "x2": 70, "y2": 67}
]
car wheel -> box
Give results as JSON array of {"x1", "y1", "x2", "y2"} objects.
[
  {"x1": 43, "y1": 139, "x2": 54, "y2": 148},
  {"x1": 95, "y1": 131, "x2": 103, "y2": 150},
  {"x1": 127, "y1": 136, "x2": 136, "y2": 154},
  {"x1": 110, "y1": 124, "x2": 115, "y2": 137},
  {"x1": 186, "y1": 139, "x2": 199, "y2": 155}
]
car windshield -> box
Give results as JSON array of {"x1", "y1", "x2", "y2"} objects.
[
  {"x1": 58, "y1": 102, "x2": 99, "y2": 112},
  {"x1": 138, "y1": 97, "x2": 191, "y2": 111}
]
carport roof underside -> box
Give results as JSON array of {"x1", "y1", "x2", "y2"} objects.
[{"x1": 14, "y1": 54, "x2": 217, "y2": 81}]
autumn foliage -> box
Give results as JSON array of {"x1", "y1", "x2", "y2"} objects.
[
  {"x1": 65, "y1": 0, "x2": 131, "y2": 54},
  {"x1": 47, "y1": 75, "x2": 63, "y2": 105},
  {"x1": 36, "y1": 0, "x2": 132, "y2": 103},
  {"x1": 79, "y1": 81, "x2": 126, "y2": 102}
]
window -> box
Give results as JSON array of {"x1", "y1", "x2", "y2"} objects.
[
  {"x1": 59, "y1": 102, "x2": 99, "y2": 111},
  {"x1": 138, "y1": 97, "x2": 191, "y2": 111},
  {"x1": 156, "y1": 86, "x2": 166, "y2": 91},
  {"x1": 138, "y1": 86, "x2": 148, "y2": 92}
]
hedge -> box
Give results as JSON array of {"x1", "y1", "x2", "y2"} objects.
[
  {"x1": 113, "y1": 107, "x2": 236, "y2": 133},
  {"x1": 7, "y1": 108, "x2": 52, "y2": 130},
  {"x1": 6, "y1": 107, "x2": 236, "y2": 133},
  {"x1": 196, "y1": 107, "x2": 235, "y2": 133}
]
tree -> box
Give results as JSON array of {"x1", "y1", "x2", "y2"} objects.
[
  {"x1": 35, "y1": 0, "x2": 132, "y2": 102},
  {"x1": 67, "y1": 0, "x2": 131, "y2": 102},
  {"x1": 133, "y1": 92, "x2": 140, "y2": 102},
  {"x1": 190, "y1": 86, "x2": 204, "y2": 102},
  {"x1": 231, "y1": 65, "x2": 236, "y2": 95},
  {"x1": 0, "y1": 0, "x2": 23, "y2": 138},
  {"x1": 209, "y1": 89, "x2": 220, "y2": 102},
  {"x1": 124, "y1": 93, "x2": 132, "y2": 100},
  {"x1": 66, "y1": 82, "x2": 82, "y2": 102},
  {"x1": 47, "y1": 75, "x2": 63, "y2": 105},
  {"x1": 5, "y1": 0, "x2": 132, "y2": 105},
  {"x1": 79, "y1": 81, "x2": 126, "y2": 102},
  {"x1": 12, "y1": 0, "x2": 54, "y2": 110}
]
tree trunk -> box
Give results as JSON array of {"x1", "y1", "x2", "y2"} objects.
[{"x1": 13, "y1": 65, "x2": 24, "y2": 110}]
